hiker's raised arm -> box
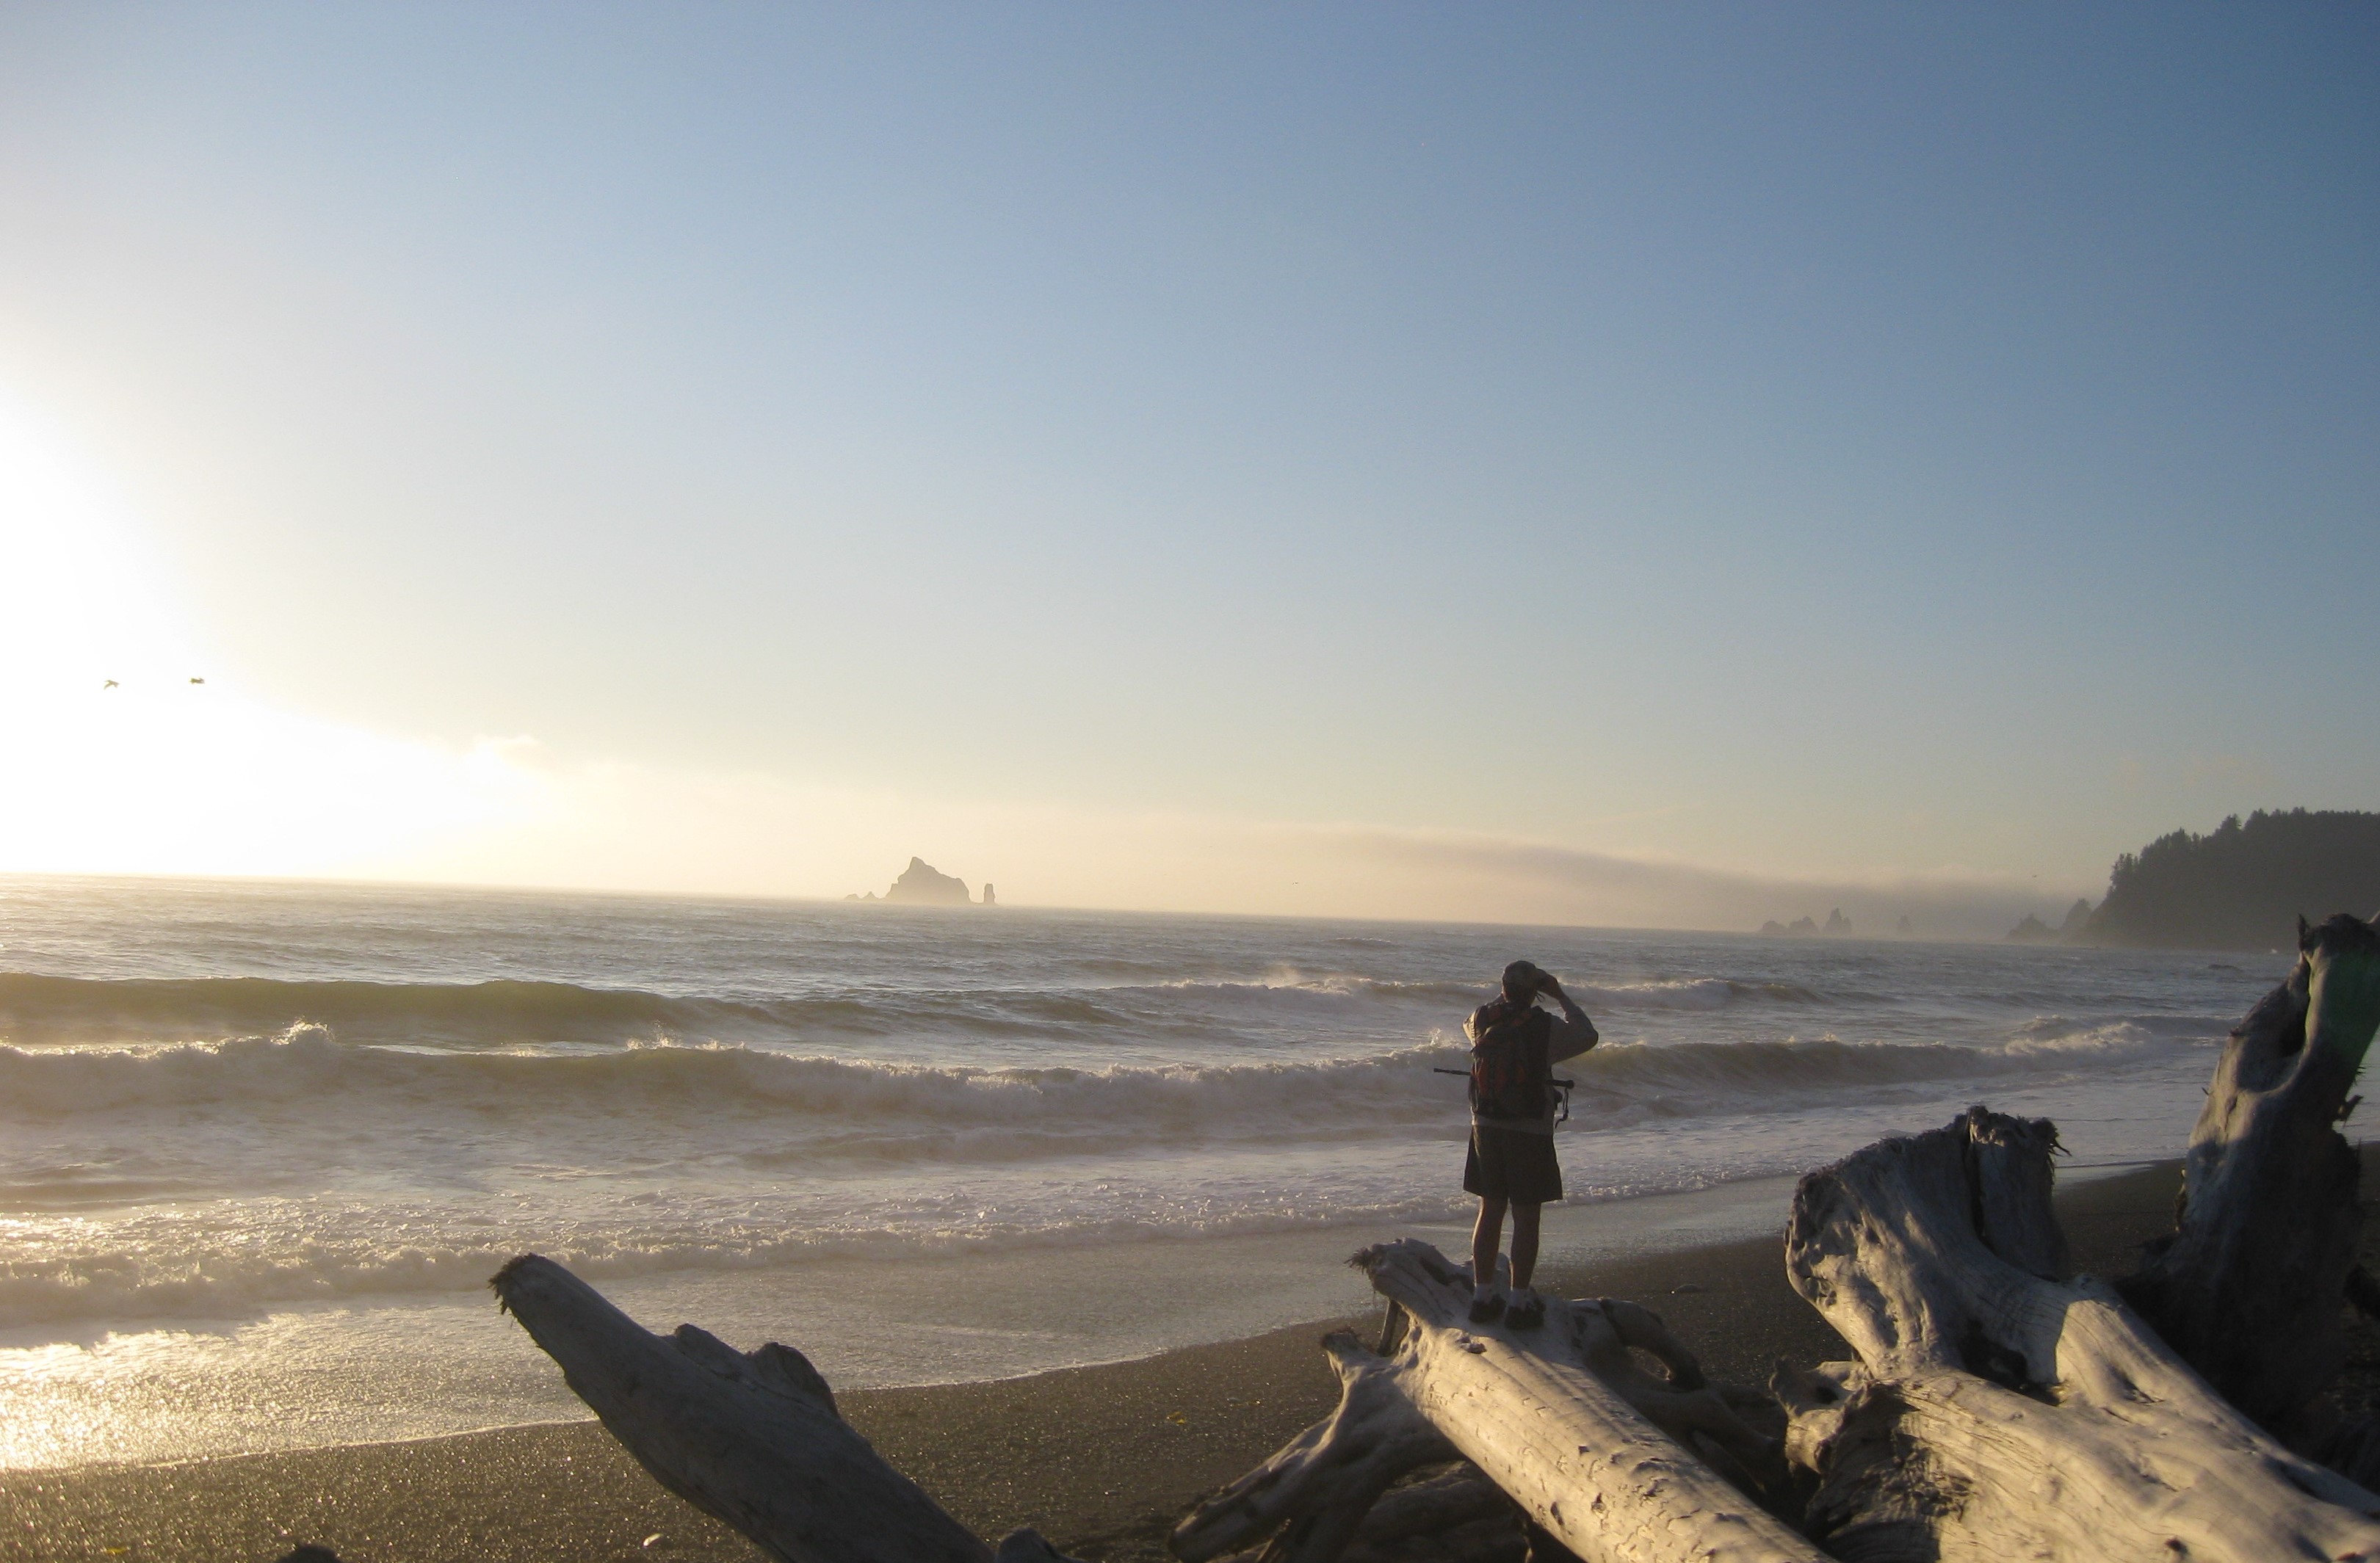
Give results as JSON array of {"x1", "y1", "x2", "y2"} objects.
[{"x1": 1541, "y1": 977, "x2": 1599, "y2": 1062}]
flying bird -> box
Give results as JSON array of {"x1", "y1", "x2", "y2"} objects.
[
  {"x1": 103, "y1": 679, "x2": 118, "y2": 689},
  {"x1": 189, "y1": 677, "x2": 205, "y2": 685}
]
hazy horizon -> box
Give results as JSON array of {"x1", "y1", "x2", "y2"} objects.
[{"x1": 2, "y1": 4, "x2": 2373, "y2": 932}]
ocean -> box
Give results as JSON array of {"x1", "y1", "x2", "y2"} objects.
[{"x1": 0, "y1": 876, "x2": 2285, "y2": 1469}]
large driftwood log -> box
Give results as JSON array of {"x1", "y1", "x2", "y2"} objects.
[
  {"x1": 1782, "y1": 1105, "x2": 2380, "y2": 1563},
  {"x1": 491, "y1": 1255, "x2": 1080, "y2": 1563},
  {"x1": 1179, "y1": 1240, "x2": 1820, "y2": 1563},
  {"x1": 2122, "y1": 911, "x2": 2380, "y2": 1444}
]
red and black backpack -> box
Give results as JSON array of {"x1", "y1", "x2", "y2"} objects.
[{"x1": 1466, "y1": 998, "x2": 1554, "y2": 1122}]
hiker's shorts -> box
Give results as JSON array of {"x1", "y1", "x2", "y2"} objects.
[{"x1": 1464, "y1": 1125, "x2": 1563, "y2": 1205}]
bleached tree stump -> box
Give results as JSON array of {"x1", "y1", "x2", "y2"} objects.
[
  {"x1": 492, "y1": 1255, "x2": 1081, "y2": 1563},
  {"x1": 1180, "y1": 1240, "x2": 1822, "y2": 1563},
  {"x1": 1782, "y1": 1106, "x2": 2380, "y2": 1563},
  {"x1": 2122, "y1": 912, "x2": 2380, "y2": 1444}
]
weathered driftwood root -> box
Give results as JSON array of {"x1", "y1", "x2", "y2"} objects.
[
  {"x1": 1342, "y1": 1464, "x2": 1522, "y2": 1562},
  {"x1": 491, "y1": 1255, "x2": 1080, "y2": 1563},
  {"x1": 1180, "y1": 1239, "x2": 1821, "y2": 1563},
  {"x1": 1782, "y1": 1105, "x2": 2380, "y2": 1563},
  {"x1": 2121, "y1": 912, "x2": 2380, "y2": 1447},
  {"x1": 1171, "y1": 1329, "x2": 1458, "y2": 1563},
  {"x1": 1563, "y1": 1294, "x2": 1792, "y2": 1501}
]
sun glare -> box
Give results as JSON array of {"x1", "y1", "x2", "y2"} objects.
[{"x1": 0, "y1": 395, "x2": 543, "y2": 879}]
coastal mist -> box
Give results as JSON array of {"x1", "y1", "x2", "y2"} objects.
[{"x1": 0, "y1": 877, "x2": 2276, "y2": 1468}]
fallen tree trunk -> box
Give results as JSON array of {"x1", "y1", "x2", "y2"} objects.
[
  {"x1": 1781, "y1": 1105, "x2": 2380, "y2": 1563},
  {"x1": 491, "y1": 1255, "x2": 1079, "y2": 1563},
  {"x1": 2120, "y1": 911, "x2": 2380, "y2": 1447},
  {"x1": 1179, "y1": 1241, "x2": 1820, "y2": 1563}
]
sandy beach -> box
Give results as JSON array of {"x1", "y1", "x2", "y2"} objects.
[{"x1": 0, "y1": 1156, "x2": 2205, "y2": 1563}]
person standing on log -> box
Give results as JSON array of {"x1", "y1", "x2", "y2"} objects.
[{"x1": 1463, "y1": 960, "x2": 1598, "y2": 1329}]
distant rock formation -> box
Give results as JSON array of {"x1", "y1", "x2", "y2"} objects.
[
  {"x1": 1787, "y1": 915, "x2": 1818, "y2": 936},
  {"x1": 1895, "y1": 915, "x2": 1915, "y2": 938},
  {"x1": 980, "y1": 882, "x2": 997, "y2": 907},
  {"x1": 2077, "y1": 809, "x2": 2380, "y2": 951},
  {"x1": 881, "y1": 857, "x2": 974, "y2": 905},
  {"x1": 1823, "y1": 908, "x2": 1852, "y2": 936},
  {"x1": 2005, "y1": 913, "x2": 2059, "y2": 944},
  {"x1": 2005, "y1": 900, "x2": 2096, "y2": 946},
  {"x1": 1758, "y1": 919, "x2": 1789, "y2": 936}
]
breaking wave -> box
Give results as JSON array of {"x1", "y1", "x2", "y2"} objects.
[
  {"x1": 0, "y1": 968, "x2": 1856, "y2": 1054},
  {"x1": 0, "y1": 1018, "x2": 2191, "y2": 1134}
]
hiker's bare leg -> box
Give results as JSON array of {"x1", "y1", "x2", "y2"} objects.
[
  {"x1": 1471, "y1": 1195, "x2": 1508, "y2": 1285},
  {"x1": 1510, "y1": 1202, "x2": 1543, "y2": 1291}
]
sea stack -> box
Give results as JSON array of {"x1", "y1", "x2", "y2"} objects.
[{"x1": 880, "y1": 857, "x2": 974, "y2": 905}]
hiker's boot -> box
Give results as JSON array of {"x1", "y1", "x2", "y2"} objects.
[
  {"x1": 1505, "y1": 1290, "x2": 1546, "y2": 1330},
  {"x1": 1466, "y1": 1288, "x2": 1505, "y2": 1326}
]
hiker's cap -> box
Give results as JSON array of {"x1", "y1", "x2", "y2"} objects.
[{"x1": 1501, "y1": 960, "x2": 1545, "y2": 1002}]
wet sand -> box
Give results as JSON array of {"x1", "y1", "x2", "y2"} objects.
[{"x1": 0, "y1": 1160, "x2": 2193, "y2": 1563}]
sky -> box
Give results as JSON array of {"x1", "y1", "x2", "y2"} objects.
[{"x1": 0, "y1": 3, "x2": 2373, "y2": 934}]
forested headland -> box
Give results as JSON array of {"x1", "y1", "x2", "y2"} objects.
[{"x1": 2077, "y1": 808, "x2": 2380, "y2": 951}]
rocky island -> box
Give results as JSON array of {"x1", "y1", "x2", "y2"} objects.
[{"x1": 846, "y1": 857, "x2": 995, "y2": 906}]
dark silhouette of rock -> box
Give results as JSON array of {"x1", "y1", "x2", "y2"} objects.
[
  {"x1": 882, "y1": 857, "x2": 973, "y2": 905},
  {"x1": 1823, "y1": 908, "x2": 1851, "y2": 936},
  {"x1": 980, "y1": 882, "x2": 997, "y2": 907},
  {"x1": 1787, "y1": 915, "x2": 1818, "y2": 936},
  {"x1": 1759, "y1": 919, "x2": 1788, "y2": 936},
  {"x1": 2005, "y1": 913, "x2": 2060, "y2": 944},
  {"x1": 1895, "y1": 915, "x2": 1915, "y2": 938},
  {"x1": 2057, "y1": 898, "x2": 2093, "y2": 940},
  {"x1": 2077, "y1": 810, "x2": 2380, "y2": 951}
]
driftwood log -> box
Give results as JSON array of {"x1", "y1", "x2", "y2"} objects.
[
  {"x1": 1179, "y1": 1239, "x2": 1820, "y2": 1563},
  {"x1": 491, "y1": 1255, "x2": 1082, "y2": 1563},
  {"x1": 1780, "y1": 1105, "x2": 2380, "y2": 1563},
  {"x1": 2122, "y1": 911, "x2": 2380, "y2": 1448}
]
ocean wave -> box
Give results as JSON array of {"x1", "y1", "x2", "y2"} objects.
[
  {"x1": 1573, "y1": 977, "x2": 1829, "y2": 1010},
  {"x1": 1139, "y1": 971, "x2": 1831, "y2": 1011},
  {"x1": 0, "y1": 968, "x2": 1862, "y2": 1059},
  {"x1": 0, "y1": 1018, "x2": 2196, "y2": 1141},
  {"x1": 2007, "y1": 1013, "x2": 2229, "y2": 1048},
  {"x1": 1564, "y1": 1022, "x2": 2177, "y2": 1108},
  {"x1": 0, "y1": 971, "x2": 1271, "y2": 1050},
  {"x1": 0, "y1": 1027, "x2": 1466, "y2": 1128},
  {"x1": 0, "y1": 972, "x2": 795, "y2": 1048}
]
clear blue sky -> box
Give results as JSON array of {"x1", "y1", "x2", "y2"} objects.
[{"x1": 0, "y1": 4, "x2": 2372, "y2": 927}]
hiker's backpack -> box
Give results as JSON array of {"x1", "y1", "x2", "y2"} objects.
[{"x1": 1466, "y1": 998, "x2": 1554, "y2": 1122}]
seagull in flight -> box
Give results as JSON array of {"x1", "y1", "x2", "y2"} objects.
[
  {"x1": 189, "y1": 677, "x2": 205, "y2": 685},
  {"x1": 103, "y1": 679, "x2": 118, "y2": 689}
]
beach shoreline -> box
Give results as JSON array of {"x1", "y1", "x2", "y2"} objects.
[{"x1": 0, "y1": 1156, "x2": 2196, "y2": 1563}]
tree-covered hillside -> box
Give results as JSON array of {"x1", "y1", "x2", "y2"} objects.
[{"x1": 2080, "y1": 809, "x2": 2380, "y2": 951}]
